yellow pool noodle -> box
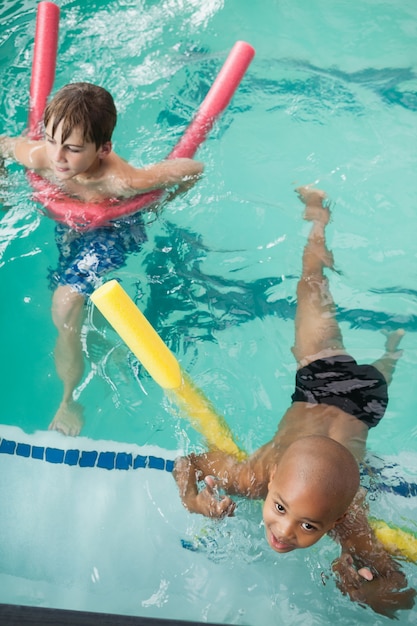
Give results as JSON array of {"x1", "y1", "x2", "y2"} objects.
[
  {"x1": 91, "y1": 280, "x2": 181, "y2": 389},
  {"x1": 171, "y1": 372, "x2": 247, "y2": 461},
  {"x1": 91, "y1": 280, "x2": 246, "y2": 459},
  {"x1": 370, "y1": 518, "x2": 417, "y2": 563},
  {"x1": 91, "y1": 282, "x2": 416, "y2": 557}
]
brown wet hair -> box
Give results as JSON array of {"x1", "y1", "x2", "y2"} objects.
[{"x1": 44, "y1": 82, "x2": 117, "y2": 148}]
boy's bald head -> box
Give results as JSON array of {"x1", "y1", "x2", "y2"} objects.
[{"x1": 274, "y1": 435, "x2": 360, "y2": 519}]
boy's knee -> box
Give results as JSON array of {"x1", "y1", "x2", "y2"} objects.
[
  {"x1": 297, "y1": 275, "x2": 319, "y2": 300},
  {"x1": 52, "y1": 286, "x2": 85, "y2": 330}
]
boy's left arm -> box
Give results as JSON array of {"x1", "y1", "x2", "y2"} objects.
[
  {"x1": 128, "y1": 158, "x2": 203, "y2": 196},
  {"x1": 330, "y1": 490, "x2": 416, "y2": 617}
]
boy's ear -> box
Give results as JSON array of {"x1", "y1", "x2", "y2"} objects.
[
  {"x1": 331, "y1": 511, "x2": 348, "y2": 529},
  {"x1": 268, "y1": 464, "x2": 277, "y2": 490},
  {"x1": 98, "y1": 141, "x2": 112, "y2": 158}
]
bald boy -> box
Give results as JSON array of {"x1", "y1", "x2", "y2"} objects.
[{"x1": 174, "y1": 187, "x2": 415, "y2": 617}]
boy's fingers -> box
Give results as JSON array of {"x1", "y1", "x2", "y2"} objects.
[
  {"x1": 211, "y1": 495, "x2": 235, "y2": 518},
  {"x1": 358, "y1": 567, "x2": 374, "y2": 581},
  {"x1": 204, "y1": 475, "x2": 217, "y2": 491},
  {"x1": 219, "y1": 498, "x2": 235, "y2": 517},
  {"x1": 203, "y1": 476, "x2": 235, "y2": 517}
]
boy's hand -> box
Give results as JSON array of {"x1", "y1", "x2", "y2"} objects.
[
  {"x1": 332, "y1": 552, "x2": 373, "y2": 585},
  {"x1": 333, "y1": 553, "x2": 416, "y2": 618},
  {"x1": 165, "y1": 174, "x2": 201, "y2": 203},
  {"x1": 192, "y1": 476, "x2": 236, "y2": 518}
]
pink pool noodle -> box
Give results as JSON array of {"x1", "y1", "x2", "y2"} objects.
[
  {"x1": 28, "y1": 2, "x2": 60, "y2": 140},
  {"x1": 168, "y1": 41, "x2": 255, "y2": 159},
  {"x1": 73, "y1": 40, "x2": 256, "y2": 229},
  {"x1": 27, "y1": 6, "x2": 255, "y2": 229}
]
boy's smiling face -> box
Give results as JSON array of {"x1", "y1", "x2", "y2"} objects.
[
  {"x1": 44, "y1": 118, "x2": 110, "y2": 181},
  {"x1": 262, "y1": 460, "x2": 345, "y2": 553}
]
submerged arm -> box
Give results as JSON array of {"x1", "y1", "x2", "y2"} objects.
[
  {"x1": 331, "y1": 490, "x2": 415, "y2": 617},
  {"x1": 128, "y1": 158, "x2": 203, "y2": 195},
  {"x1": 173, "y1": 447, "x2": 268, "y2": 518},
  {"x1": 174, "y1": 452, "x2": 236, "y2": 518}
]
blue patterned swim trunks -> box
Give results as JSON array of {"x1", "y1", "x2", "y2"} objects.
[{"x1": 48, "y1": 218, "x2": 147, "y2": 296}]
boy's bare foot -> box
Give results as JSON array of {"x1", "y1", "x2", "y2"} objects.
[
  {"x1": 296, "y1": 186, "x2": 330, "y2": 224},
  {"x1": 49, "y1": 400, "x2": 84, "y2": 437},
  {"x1": 382, "y1": 329, "x2": 405, "y2": 354}
]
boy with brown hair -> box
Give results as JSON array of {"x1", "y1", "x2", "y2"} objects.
[
  {"x1": 173, "y1": 187, "x2": 415, "y2": 617},
  {"x1": 0, "y1": 82, "x2": 203, "y2": 436}
]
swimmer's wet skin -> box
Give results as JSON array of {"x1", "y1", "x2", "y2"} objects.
[{"x1": 173, "y1": 187, "x2": 416, "y2": 618}]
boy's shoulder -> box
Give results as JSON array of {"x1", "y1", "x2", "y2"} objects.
[{"x1": 2, "y1": 136, "x2": 48, "y2": 170}]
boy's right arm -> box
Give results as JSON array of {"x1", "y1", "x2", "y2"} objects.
[
  {"x1": 0, "y1": 136, "x2": 17, "y2": 160},
  {"x1": 173, "y1": 454, "x2": 235, "y2": 518},
  {"x1": 0, "y1": 135, "x2": 47, "y2": 169},
  {"x1": 173, "y1": 450, "x2": 256, "y2": 518},
  {"x1": 174, "y1": 441, "x2": 273, "y2": 518}
]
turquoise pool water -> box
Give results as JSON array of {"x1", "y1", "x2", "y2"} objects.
[{"x1": 1, "y1": 0, "x2": 417, "y2": 624}]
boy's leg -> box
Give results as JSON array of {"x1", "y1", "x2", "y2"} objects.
[
  {"x1": 291, "y1": 187, "x2": 347, "y2": 368},
  {"x1": 371, "y1": 329, "x2": 404, "y2": 386},
  {"x1": 48, "y1": 285, "x2": 85, "y2": 436}
]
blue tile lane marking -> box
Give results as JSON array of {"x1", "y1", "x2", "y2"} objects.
[
  {"x1": 2, "y1": 437, "x2": 416, "y2": 494},
  {"x1": 16, "y1": 442, "x2": 31, "y2": 458},
  {"x1": 133, "y1": 455, "x2": 147, "y2": 469},
  {"x1": 65, "y1": 449, "x2": 80, "y2": 466},
  {"x1": 32, "y1": 446, "x2": 44, "y2": 460},
  {"x1": 45, "y1": 447, "x2": 65, "y2": 464},
  {"x1": 0, "y1": 437, "x2": 174, "y2": 473},
  {"x1": 79, "y1": 450, "x2": 98, "y2": 468},
  {"x1": 0, "y1": 439, "x2": 16, "y2": 455},
  {"x1": 149, "y1": 455, "x2": 165, "y2": 470},
  {"x1": 115, "y1": 452, "x2": 132, "y2": 470},
  {"x1": 97, "y1": 451, "x2": 115, "y2": 470}
]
